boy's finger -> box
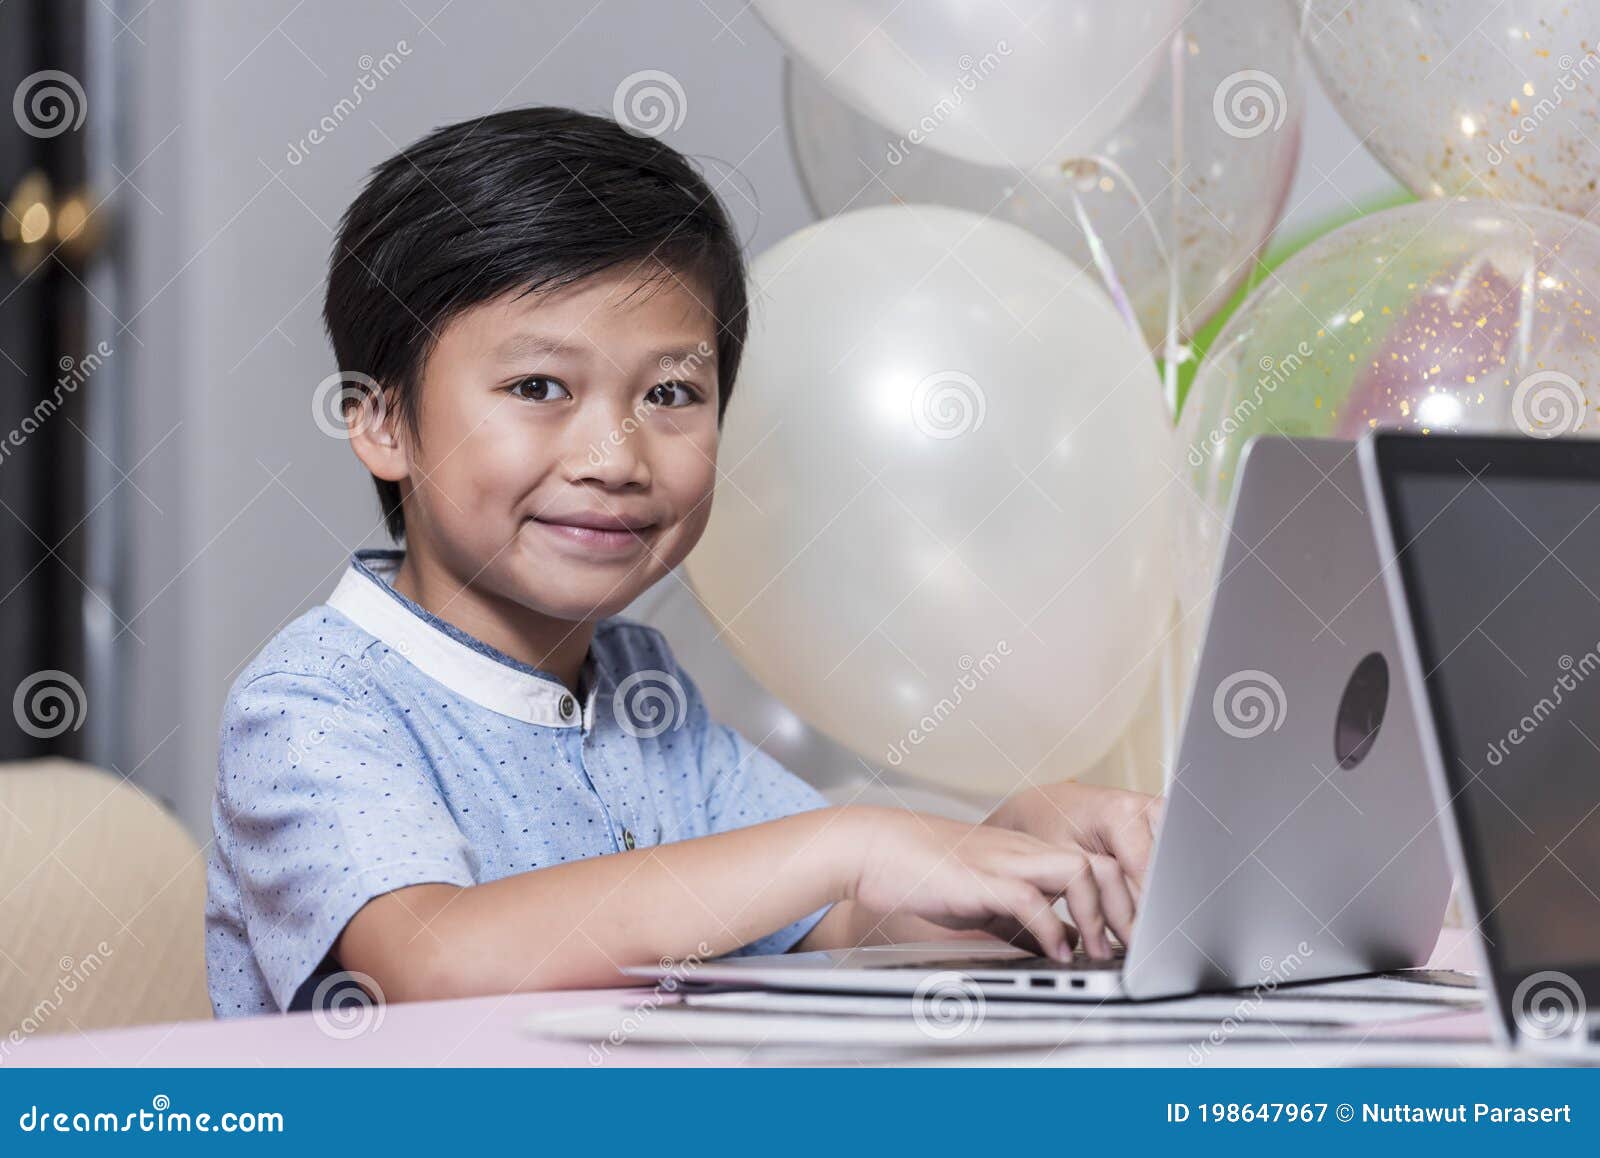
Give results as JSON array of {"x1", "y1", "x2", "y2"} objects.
[
  {"x1": 1088, "y1": 853, "x2": 1137, "y2": 946},
  {"x1": 994, "y1": 878, "x2": 1072, "y2": 963},
  {"x1": 983, "y1": 915, "x2": 1043, "y2": 957},
  {"x1": 1054, "y1": 906, "x2": 1082, "y2": 951},
  {"x1": 1001, "y1": 847, "x2": 1091, "y2": 898},
  {"x1": 1147, "y1": 796, "x2": 1166, "y2": 840},
  {"x1": 1060, "y1": 866, "x2": 1112, "y2": 958},
  {"x1": 1106, "y1": 803, "x2": 1159, "y2": 888},
  {"x1": 1001, "y1": 849, "x2": 1111, "y2": 955}
]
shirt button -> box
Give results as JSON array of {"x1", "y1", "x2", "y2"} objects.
[
  {"x1": 558, "y1": 694, "x2": 576, "y2": 721},
  {"x1": 623, "y1": 828, "x2": 636, "y2": 851}
]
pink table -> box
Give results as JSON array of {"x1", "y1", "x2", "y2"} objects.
[
  {"x1": 8, "y1": 930, "x2": 1489, "y2": 1067},
  {"x1": 6, "y1": 987, "x2": 687, "y2": 1067}
]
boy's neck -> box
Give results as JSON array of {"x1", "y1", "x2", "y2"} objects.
[{"x1": 388, "y1": 549, "x2": 597, "y2": 694}]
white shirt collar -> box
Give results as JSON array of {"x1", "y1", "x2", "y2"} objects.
[{"x1": 327, "y1": 551, "x2": 597, "y2": 730}]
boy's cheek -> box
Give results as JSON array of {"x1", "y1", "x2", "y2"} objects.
[
  {"x1": 671, "y1": 456, "x2": 718, "y2": 531},
  {"x1": 671, "y1": 501, "x2": 714, "y2": 559},
  {"x1": 458, "y1": 422, "x2": 559, "y2": 503}
]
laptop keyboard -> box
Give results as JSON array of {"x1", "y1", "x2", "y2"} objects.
[{"x1": 876, "y1": 945, "x2": 1127, "y2": 973}]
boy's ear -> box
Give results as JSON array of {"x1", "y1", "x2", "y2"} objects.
[{"x1": 347, "y1": 385, "x2": 409, "y2": 483}]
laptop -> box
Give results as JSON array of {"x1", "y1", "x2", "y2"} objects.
[
  {"x1": 628, "y1": 437, "x2": 1454, "y2": 1001},
  {"x1": 1361, "y1": 431, "x2": 1600, "y2": 1054}
]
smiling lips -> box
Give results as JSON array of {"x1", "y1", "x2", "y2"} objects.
[{"x1": 531, "y1": 511, "x2": 659, "y2": 556}]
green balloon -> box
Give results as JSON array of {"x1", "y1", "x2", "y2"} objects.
[{"x1": 1168, "y1": 190, "x2": 1417, "y2": 413}]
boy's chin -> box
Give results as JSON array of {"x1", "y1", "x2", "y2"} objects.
[{"x1": 516, "y1": 574, "x2": 651, "y2": 624}]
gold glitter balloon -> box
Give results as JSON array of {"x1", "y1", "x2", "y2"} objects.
[{"x1": 1302, "y1": 0, "x2": 1600, "y2": 216}]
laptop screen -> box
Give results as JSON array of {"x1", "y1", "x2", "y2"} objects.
[{"x1": 1372, "y1": 435, "x2": 1600, "y2": 1037}]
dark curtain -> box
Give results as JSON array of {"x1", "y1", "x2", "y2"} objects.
[{"x1": 0, "y1": 0, "x2": 90, "y2": 761}]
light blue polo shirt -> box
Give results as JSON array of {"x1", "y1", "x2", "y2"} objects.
[{"x1": 205, "y1": 549, "x2": 830, "y2": 1017}]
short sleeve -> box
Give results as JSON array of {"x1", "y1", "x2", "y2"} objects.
[
  {"x1": 214, "y1": 667, "x2": 476, "y2": 1010},
  {"x1": 691, "y1": 676, "x2": 833, "y2": 957}
]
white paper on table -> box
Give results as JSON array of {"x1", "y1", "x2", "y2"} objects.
[
  {"x1": 526, "y1": 1002, "x2": 1355, "y2": 1050},
  {"x1": 1269, "y1": 973, "x2": 1479, "y2": 1001},
  {"x1": 527, "y1": 988, "x2": 1480, "y2": 1053},
  {"x1": 676, "y1": 986, "x2": 1477, "y2": 1026}
]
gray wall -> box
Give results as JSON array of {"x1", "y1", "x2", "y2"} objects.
[{"x1": 115, "y1": 0, "x2": 1397, "y2": 836}]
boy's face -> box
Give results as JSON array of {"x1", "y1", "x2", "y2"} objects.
[{"x1": 371, "y1": 264, "x2": 722, "y2": 622}]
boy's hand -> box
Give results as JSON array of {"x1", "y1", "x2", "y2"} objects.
[
  {"x1": 841, "y1": 806, "x2": 1133, "y2": 962},
  {"x1": 984, "y1": 782, "x2": 1165, "y2": 901}
]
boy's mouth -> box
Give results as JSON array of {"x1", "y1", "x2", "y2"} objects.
[{"x1": 529, "y1": 512, "x2": 660, "y2": 557}]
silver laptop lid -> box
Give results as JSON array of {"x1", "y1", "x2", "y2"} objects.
[{"x1": 1124, "y1": 436, "x2": 1452, "y2": 999}]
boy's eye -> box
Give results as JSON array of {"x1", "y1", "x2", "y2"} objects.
[
  {"x1": 644, "y1": 380, "x2": 701, "y2": 409},
  {"x1": 508, "y1": 375, "x2": 572, "y2": 402}
]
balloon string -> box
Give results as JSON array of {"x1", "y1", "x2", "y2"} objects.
[
  {"x1": 1060, "y1": 27, "x2": 1191, "y2": 782},
  {"x1": 1157, "y1": 26, "x2": 1187, "y2": 780},
  {"x1": 1056, "y1": 39, "x2": 1189, "y2": 429},
  {"x1": 1061, "y1": 175, "x2": 1145, "y2": 337},
  {"x1": 1161, "y1": 26, "x2": 1186, "y2": 427},
  {"x1": 1160, "y1": 613, "x2": 1181, "y2": 792},
  {"x1": 1515, "y1": 260, "x2": 1536, "y2": 365},
  {"x1": 1445, "y1": 255, "x2": 1480, "y2": 313},
  {"x1": 1057, "y1": 168, "x2": 1186, "y2": 778},
  {"x1": 1059, "y1": 154, "x2": 1184, "y2": 391}
]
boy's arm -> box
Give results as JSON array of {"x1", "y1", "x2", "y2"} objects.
[
  {"x1": 338, "y1": 805, "x2": 1108, "y2": 1002},
  {"x1": 338, "y1": 808, "x2": 852, "y2": 1001}
]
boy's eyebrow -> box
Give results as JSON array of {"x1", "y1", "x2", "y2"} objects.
[
  {"x1": 650, "y1": 345, "x2": 718, "y2": 371},
  {"x1": 495, "y1": 332, "x2": 718, "y2": 376},
  {"x1": 492, "y1": 333, "x2": 587, "y2": 363}
]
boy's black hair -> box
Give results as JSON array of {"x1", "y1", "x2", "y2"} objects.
[{"x1": 323, "y1": 106, "x2": 749, "y2": 541}]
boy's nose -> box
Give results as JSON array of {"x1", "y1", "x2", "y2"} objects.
[{"x1": 569, "y1": 405, "x2": 651, "y2": 489}]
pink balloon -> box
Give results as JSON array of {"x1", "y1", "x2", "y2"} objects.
[{"x1": 1335, "y1": 260, "x2": 1520, "y2": 438}]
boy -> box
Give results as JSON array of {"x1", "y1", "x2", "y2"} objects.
[{"x1": 206, "y1": 107, "x2": 1163, "y2": 1016}]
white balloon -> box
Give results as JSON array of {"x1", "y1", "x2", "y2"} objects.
[
  {"x1": 784, "y1": 0, "x2": 1304, "y2": 348},
  {"x1": 754, "y1": 0, "x2": 1185, "y2": 170},
  {"x1": 687, "y1": 205, "x2": 1175, "y2": 795},
  {"x1": 631, "y1": 579, "x2": 993, "y2": 819}
]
